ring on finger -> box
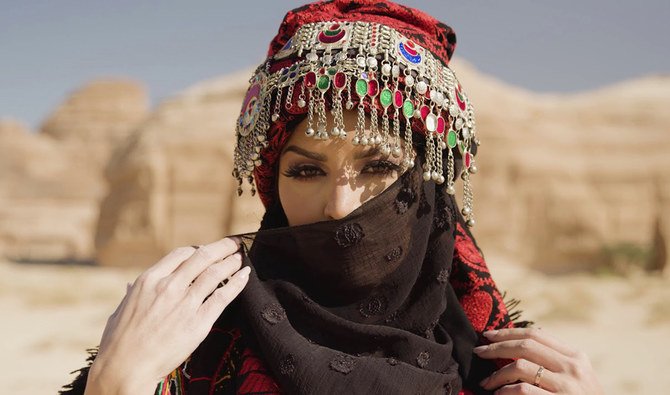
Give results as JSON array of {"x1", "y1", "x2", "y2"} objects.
[{"x1": 533, "y1": 365, "x2": 544, "y2": 387}]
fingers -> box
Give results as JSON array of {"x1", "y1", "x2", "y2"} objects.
[
  {"x1": 473, "y1": 338, "x2": 566, "y2": 373},
  {"x1": 492, "y1": 382, "x2": 552, "y2": 394},
  {"x1": 134, "y1": 246, "x2": 197, "y2": 286},
  {"x1": 484, "y1": 328, "x2": 579, "y2": 358},
  {"x1": 172, "y1": 238, "x2": 241, "y2": 285},
  {"x1": 480, "y1": 359, "x2": 560, "y2": 393},
  {"x1": 198, "y1": 266, "x2": 251, "y2": 324},
  {"x1": 187, "y1": 252, "x2": 243, "y2": 303}
]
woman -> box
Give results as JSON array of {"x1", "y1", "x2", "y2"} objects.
[{"x1": 63, "y1": 1, "x2": 603, "y2": 394}]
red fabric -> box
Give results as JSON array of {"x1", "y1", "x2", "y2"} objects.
[
  {"x1": 236, "y1": 348, "x2": 282, "y2": 394},
  {"x1": 266, "y1": 0, "x2": 456, "y2": 66}
]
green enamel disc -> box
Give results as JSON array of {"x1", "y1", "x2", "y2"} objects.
[
  {"x1": 380, "y1": 89, "x2": 392, "y2": 108},
  {"x1": 402, "y1": 99, "x2": 414, "y2": 118},
  {"x1": 355, "y1": 78, "x2": 368, "y2": 97}
]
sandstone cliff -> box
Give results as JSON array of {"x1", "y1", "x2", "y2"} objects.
[{"x1": 0, "y1": 80, "x2": 148, "y2": 261}]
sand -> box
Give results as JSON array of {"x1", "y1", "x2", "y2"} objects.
[{"x1": 1, "y1": 258, "x2": 668, "y2": 394}]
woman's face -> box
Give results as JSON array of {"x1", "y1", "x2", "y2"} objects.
[{"x1": 278, "y1": 110, "x2": 411, "y2": 226}]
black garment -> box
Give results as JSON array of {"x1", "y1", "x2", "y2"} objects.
[{"x1": 236, "y1": 159, "x2": 496, "y2": 394}]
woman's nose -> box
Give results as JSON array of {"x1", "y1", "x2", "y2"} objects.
[{"x1": 323, "y1": 182, "x2": 362, "y2": 220}]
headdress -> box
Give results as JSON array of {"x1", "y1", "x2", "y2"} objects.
[{"x1": 233, "y1": 0, "x2": 480, "y2": 227}]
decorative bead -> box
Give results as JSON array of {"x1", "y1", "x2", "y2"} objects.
[
  {"x1": 467, "y1": 218, "x2": 476, "y2": 227},
  {"x1": 408, "y1": 159, "x2": 415, "y2": 168},
  {"x1": 425, "y1": 113, "x2": 437, "y2": 132},
  {"x1": 436, "y1": 91, "x2": 445, "y2": 103},
  {"x1": 272, "y1": 113, "x2": 279, "y2": 122},
  {"x1": 380, "y1": 88, "x2": 392, "y2": 108},
  {"x1": 420, "y1": 105, "x2": 430, "y2": 121},
  {"x1": 298, "y1": 99, "x2": 306, "y2": 108},
  {"x1": 374, "y1": 134, "x2": 382, "y2": 145},
  {"x1": 332, "y1": 127, "x2": 341, "y2": 136},
  {"x1": 305, "y1": 127, "x2": 315, "y2": 137},
  {"x1": 317, "y1": 75, "x2": 330, "y2": 91},
  {"x1": 402, "y1": 99, "x2": 414, "y2": 118},
  {"x1": 356, "y1": 79, "x2": 368, "y2": 97},
  {"x1": 381, "y1": 145, "x2": 391, "y2": 156},
  {"x1": 415, "y1": 80, "x2": 428, "y2": 95},
  {"x1": 392, "y1": 65, "x2": 400, "y2": 78},
  {"x1": 446, "y1": 130, "x2": 457, "y2": 148},
  {"x1": 367, "y1": 80, "x2": 379, "y2": 97},
  {"x1": 340, "y1": 130, "x2": 347, "y2": 138},
  {"x1": 346, "y1": 101, "x2": 354, "y2": 110},
  {"x1": 436, "y1": 116, "x2": 445, "y2": 134},
  {"x1": 352, "y1": 136, "x2": 360, "y2": 145},
  {"x1": 455, "y1": 117, "x2": 464, "y2": 130},
  {"x1": 334, "y1": 72, "x2": 346, "y2": 89},
  {"x1": 392, "y1": 146, "x2": 401, "y2": 157},
  {"x1": 431, "y1": 171, "x2": 439, "y2": 181},
  {"x1": 306, "y1": 52, "x2": 318, "y2": 62},
  {"x1": 462, "y1": 127, "x2": 471, "y2": 139},
  {"x1": 405, "y1": 75, "x2": 415, "y2": 87},
  {"x1": 449, "y1": 105, "x2": 459, "y2": 117},
  {"x1": 446, "y1": 185, "x2": 456, "y2": 195},
  {"x1": 356, "y1": 57, "x2": 366, "y2": 67},
  {"x1": 464, "y1": 152, "x2": 472, "y2": 168},
  {"x1": 361, "y1": 136, "x2": 369, "y2": 145},
  {"x1": 429, "y1": 90, "x2": 438, "y2": 101},
  {"x1": 455, "y1": 85, "x2": 467, "y2": 111},
  {"x1": 381, "y1": 64, "x2": 392, "y2": 76},
  {"x1": 305, "y1": 72, "x2": 317, "y2": 88},
  {"x1": 393, "y1": 90, "x2": 403, "y2": 108},
  {"x1": 461, "y1": 207, "x2": 471, "y2": 216},
  {"x1": 423, "y1": 171, "x2": 431, "y2": 181},
  {"x1": 367, "y1": 56, "x2": 378, "y2": 68},
  {"x1": 470, "y1": 164, "x2": 478, "y2": 174}
]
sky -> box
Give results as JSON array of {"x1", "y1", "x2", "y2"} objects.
[{"x1": 1, "y1": 0, "x2": 668, "y2": 130}]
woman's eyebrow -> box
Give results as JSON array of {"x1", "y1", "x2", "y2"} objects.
[{"x1": 282, "y1": 145, "x2": 327, "y2": 161}]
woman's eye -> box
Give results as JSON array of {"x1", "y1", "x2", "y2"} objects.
[
  {"x1": 362, "y1": 160, "x2": 401, "y2": 176},
  {"x1": 282, "y1": 165, "x2": 326, "y2": 179}
]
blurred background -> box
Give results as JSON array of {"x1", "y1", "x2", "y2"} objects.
[{"x1": 1, "y1": 1, "x2": 669, "y2": 393}]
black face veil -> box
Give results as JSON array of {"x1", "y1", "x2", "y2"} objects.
[{"x1": 233, "y1": 156, "x2": 497, "y2": 394}]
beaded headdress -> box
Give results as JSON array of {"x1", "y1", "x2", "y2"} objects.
[{"x1": 233, "y1": 19, "x2": 480, "y2": 227}]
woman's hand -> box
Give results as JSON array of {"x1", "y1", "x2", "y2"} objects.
[
  {"x1": 474, "y1": 328, "x2": 604, "y2": 394},
  {"x1": 85, "y1": 238, "x2": 251, "y2": 395}
]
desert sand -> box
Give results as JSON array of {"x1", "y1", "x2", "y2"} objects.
[{"x1": 1, "y1": 257, "x2": 668, "y2": 394}]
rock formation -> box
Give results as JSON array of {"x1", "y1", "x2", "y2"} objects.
[
  {"x1": 94, "y1": 71, "x2": 263, "y2": 266},
  {"x1": 453, "y1": 61, "x2": 670, "y2": 273},
  {"x1": 0, "y1": 80, "x2": 148, "y2": 262}
]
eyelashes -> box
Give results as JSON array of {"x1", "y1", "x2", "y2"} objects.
[{"x1": 282, "y1": 160, "x2": 401, "y2": 180}]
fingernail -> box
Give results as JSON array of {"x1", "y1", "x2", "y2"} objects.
[
  {"x1": 483, "y1": 330, "x2": 498, "y2": 337},
  {"x1": 238, "y1": 266, "x2": 251, "y2": 279},
  {"x1": 233, "y1": 252, "x2": 242, "y2": 261},
  {"x1": 473, "y1": 345, "x2": 488, "y2": 354}
]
